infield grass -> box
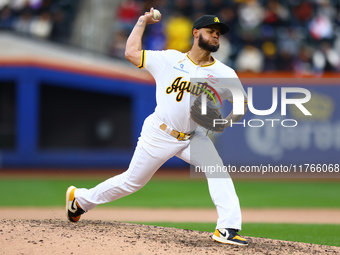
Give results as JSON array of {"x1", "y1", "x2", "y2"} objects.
[
  {"x1": 0, "y1": 178, "x2": 339, "y2": 208},
  {"x1": 136, "y1": 222, "x2": 340, "y2": 247}
]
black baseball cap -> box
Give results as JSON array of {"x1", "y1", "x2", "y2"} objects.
[{"x1": 192, "y1": 15, "x2": 230, "y2": 34}]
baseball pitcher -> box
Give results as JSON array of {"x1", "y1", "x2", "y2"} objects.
[{"x1": 66, "y1": 8, "x2": 248, "y2": 246}]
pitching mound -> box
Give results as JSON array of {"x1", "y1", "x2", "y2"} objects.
[{"x1": 1, "y1": 219, "x2": 339, "y2": 255}]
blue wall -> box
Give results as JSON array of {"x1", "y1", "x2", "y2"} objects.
[
  {"x1": 0, "y1": 66, "x2": 184, "y2": 167},
  {"x1": 1, "y1": 66, "x2": 339, "y2": 168}
]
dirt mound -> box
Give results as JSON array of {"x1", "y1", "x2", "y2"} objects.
[{"x1": 1, "y1": 219, "x2": 339, "y2": 255}]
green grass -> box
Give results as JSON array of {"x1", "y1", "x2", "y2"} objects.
[
  {"x1": 1, "y1": 177, "x2": 339, "y2": 247},
  {"x1": 0, "y1": 178, "x2": 339, "y2": 208},
  {"x1": 234, "y1": 181, "x2": 340, "y2": 208},
  {"x1": 136, "y1": 222, "x2": 340, "y2": 247}
]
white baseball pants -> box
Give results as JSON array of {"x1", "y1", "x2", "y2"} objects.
[{"x1": 75, "y1": 113, "x2": 242, "y2": 230}]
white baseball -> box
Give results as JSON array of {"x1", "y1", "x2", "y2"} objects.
[{"x1": 153, "y1": 9, "x2": 161, "y2": 20}]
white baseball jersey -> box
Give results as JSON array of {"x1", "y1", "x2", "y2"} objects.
[
  {"x1": 139, "y1": 49, "x2": 247, "y2": 133},
  {"x1": 75, "y1": 50, "x2": 245, "y2": 231}
]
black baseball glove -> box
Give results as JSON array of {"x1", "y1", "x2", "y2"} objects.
[{"x1": 190, "y1": 94, "x2": 226, "y2": 133}]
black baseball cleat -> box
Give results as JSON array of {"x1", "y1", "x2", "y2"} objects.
[
  {"x1": 65, "y1": 186, "x2": 85, "y2": 222},
  {"x1": 212, "y1": 228, "x2": 248, "y2": 246}
]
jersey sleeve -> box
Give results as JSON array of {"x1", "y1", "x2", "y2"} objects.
[{"x1": 139, "y1": 50, "x2": 168, "y2": 79}]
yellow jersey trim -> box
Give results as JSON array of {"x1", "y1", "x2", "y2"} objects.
[
  {"x1": 138, "y1": 50, "x2": 145, "y2": 69},
  {"x1": 201, "y1": 57, "x2": 216, "y2": 67},
  {"x1": 186, "y1": 53, "x2": 216, "y2": 67}
]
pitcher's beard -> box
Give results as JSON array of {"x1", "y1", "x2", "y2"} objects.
[{"x1": 198, "y1": 34, "x2": 219, "y2": 52}]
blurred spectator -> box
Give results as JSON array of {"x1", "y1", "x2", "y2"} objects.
[
  {"x1": 49, "y1": 8, "x2": 66, "y2": 42},
  {"x1": 172, "y1": 0, "x2": 191, "y2": 17},
  {"x1": 277, "y1": 47, "x2": 294, "y2": 71},
  {"x1": 116, "y1": 0, "x2": 142, "y2": 34},
  {"x1": 38, "y1": 0, "x2": 53, "y2": 14},
  {"x1": 191, "y1": 0, "x2": 206, "y2": 21},
  {"x1": 315, "y1": 0, "x2": 336, "y2": 20},
  {"x1": 335, "y1": 3, "x2": 340, "y2": 27},
  {"x1": 14, "y1": 10, "x2": 32, "y2": 35},
  {"x1": 235, "y1": 45, "x2": 264, "y2": 73},
  {"x1": 262, "y1": 41, "x2": 277, "y2": 71},
  {"x1": 263, "y1": 0, "x2": 289, "y2": 27},
  {"x1": 109, "y1": 30, "x2": 128, "y2": 59},
  {"x1": 144, "y1": 22, "x2": 166, "y2": 50},
  {"x1": 293, "y1": 1, "x2": 314, "y2": 25},
  {"x1": 30, "y1": 11, "x2": 52, "y2": 38},
  {"x1": 312, "y1": 41, "x2": 340, "y2": 72},
  {"x1": 0, "y1": 5, "x2": 14, "y2": 29},
  {"x1": 13, "y1": 0, "x2": 33, "y2": 15},
  {"x1": 294, "y1": 45, "x2": 314, "y2": 75},
  {"x1": 165, "y1": 15, "x2": 192, "y2": 52},
  {"x1": 211, "y1": 35, "x2": 231, "y2": 65},
  {"x1": 309, "y1": 14, "x2": 334, "y2": 40},
  {"x1": 218, "y1": 6, "x2": 238, "y2": 42},
  {"x1": 237, "y1": 0, "x2": 264, "y2": 42},
  {"x1": 335, "y1": 32, "x2": 340, "y2": 56},
  {"x1": 28, "y1": 0, "x2": 43, "y2": 10},
  {"x1": 276, "y1": 27, "x2": 299, "y2": 71},
  {"x1": 206, "y1": 0, "x2": 224, "y2": 15},
  {"x1": 0, "y1": 1, "x2": 7, "y2": 9},
  {"x1": 238, "y1": 0, "x2": 264, "y2": 30},
  {"x1": 144, "y1": 0, "x2": 169, "y2": 20}
]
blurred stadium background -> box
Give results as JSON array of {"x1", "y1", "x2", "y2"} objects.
[
  {"x1": 1, "y1": 0, "x2": 340, "y2": 71},
  {"x1": 0, "y1": 0, "x2": 340, "y2": 168}
]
